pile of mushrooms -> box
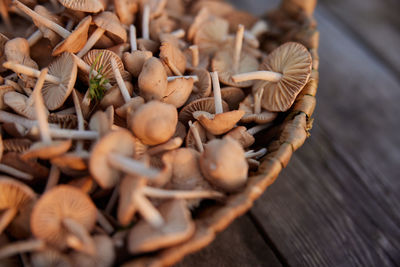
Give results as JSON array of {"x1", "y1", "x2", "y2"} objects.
[{"x1": 0, "y1": 0, "x2": 313, "y2": 265}]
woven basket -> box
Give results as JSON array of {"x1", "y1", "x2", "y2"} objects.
[{"x1": 124, "y1": 1, "x2": 319, "y2": 266}]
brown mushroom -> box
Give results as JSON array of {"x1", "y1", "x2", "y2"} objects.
[
  {"x1": 159, "y1": 41, "x2": 186, "y2": 76},
  {"x1": 193, "y1": 15, "x2": 229, "y2": 55},
  {"x1": 114, "y1": 0, "x2": 138, "y2": 25},
  {"x1": 0, "y1": 33, "x2": 9, "y2": 72},
  {"x1": 213, "y1": 86, "x2": 245, "y2": 110},
  {"x1": 186, "y1": 68, "x2": 211, "y2": 103},
  {"x1": 0, "y1": 85, "x2": 14, "y2": 110},
  {"x1": 138, "y1": 57, "x2": 168, "y2": 101},
  {"x1": 57, "y1": 0, "x2": 104, "y2": 13},
  {"x1": 239, "y1": 91, "x2": 278, "y2": 124},
  {"x1": 29, "y1": 5, "x2": 63, "y2": 47},
  {"x1": 162, "y1": 76, "x2": 194, "y2": 108},
  {"x1": 31, "y1": 249, "x2": 72, "y2": 267},
  {"x1": 224, "y1": 124, "x2": 270, "y2": 148}
]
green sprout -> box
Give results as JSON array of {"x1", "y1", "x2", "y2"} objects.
[{"x1": 88, "y1": 52, "x2": 109, "y2": 101}]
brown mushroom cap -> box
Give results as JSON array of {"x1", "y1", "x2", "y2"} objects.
[
  {"x1": 130, "y1": 101, "x2": 178, "y2": 146},
  {"x1": 0, "y1": 85, "x2": 14, "y2": 110},
  {"x1": 30, "y1": 185, "x2": 97, "y2": 250},
  {"x1": 58, "y1": 0, "x2": 104, "y2": 13},
  {"x1": 186, "y1": 68, "x2": 211, "y2": 103},
  {"x1": 0, "y1": 176, "x2": 36, "y2": 211},
  {"x1": 0, "y1": 33, "x2": 9, "y2": 72},
  {"x1": 190, "y1": 0, "x2": 234, "y2": 17},
  {"x1": 70, "y1": 235, "x2": 115, "y2": 267},
  {"x1": 137, "y1": 38, "x2": 159, "y2": 54},
  {"x1": 33, "y1": 5, "x2": 62, "y2": 46},
  {"x1": 2, "y1": 152, "x2": 49, "y2": 179},
  {"x1": 128, "y1": 199, "x2": 195, "y2": 254},
  {"x1": 224, "y1": 126, "x2": 255, "y2": 148},
  {"x1": 193, "y1": 109, "x2": 245, "y2": 135},
  {"x1": 193, "y1": 16, "x2": 229, "y2": 55},
  {"x1": 138, "y1": 57, "x2": 168, "y2": 101},
  {"x1": 214, "y1": 87, "x2": 245, "y2": 110},
  {"x1": 99, "y1": 81, "x2": 134, "y2": 110},
  {"x1": 89, "y1": 129, "x2": 136, "y2": 189},
  {"x1": 159, "y1": 42, "x2": 186, "y2": 76},
  {"x1": 114, "y1": 0, "x2": 138, "y2": 25},
  {"x1": 162, "y1": 77, "x2": 194, "y2": 108},
  {"x1": 239, "y1": 94, "x2": 277, "y2": 124},
  {"x1": 118, "y1": 176, "x2": 146, "y2": 226},
  {"x1": 94, "y1": 11, "x2": 127, "y2": 43},
  {"x1": 31, "y1": 249, "x2": 72, "y2": 267},
  {"x1": 22, "y1": 140, "x2": 72, "y2": 160},
  {"x1": 199, "y1": 137, "x2": 248, "y2": 192},
  {"x1": 178, "y1": 97, "x2": 229, "y2": 125},
  {"x1": 149, "y1": 14, "x2": 176, "y2": 42},
  {"x1": 4, "y1": 91, "x2": 47, "y2": 120},
  {"x1": 257, "y1": 42, "x2": 312, "y2": 112},
  {"x1": 116, "y1": 96, "x2": 145, "y2": 119},
  {"x1": 123, "y1": 50, "x2": 152, "y2": 77}
]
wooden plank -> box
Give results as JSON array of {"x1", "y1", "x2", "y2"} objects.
[
  {"x1": 250, "y1": 4, "x2": 400, "y2": 267},
  {"x1": 175, "y1": 215, "x2": 283, "y2": 267}
]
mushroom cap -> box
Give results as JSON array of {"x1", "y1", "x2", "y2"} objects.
[
  {"x1": 138, "y1": 57, "x2": 168, "y2": 101},
  {"x1": 89, "y1": 129, "x2": 136, "y2": 189},
  {"x1": 52, "y1": 16, "x2": 92, "y2": 56},
  {"x1": 149, "y1": 14, "x2": 176, "y2": 42},
  {"x1": 31, "y1": 249, "x2": 72, "y2": 267},
  {"x1": 42, "y1": 52, "x2": 78, "y2": 110},
  {"x1": 116, "y1": 96, "x2": 144, "y2": 119},
  {"x1": 212, "y1": 49, "x2": 259, "y2": 88},
  {"x1": 173, "y1": 121, "x2": 187, "y2": 141},
  {"x1": 199, "y1": 137, "x2": 248, "y2": 192},
  {"x1": 187, "y1": 8, "x2": 210, "y2": 41},
  {"x1": 22, "y1": 140, "x2": 72, "y2": 160},
  {"x1": 178, "y1": 97, "x2": 229, "y2": 125},
  {"x1": 130, "y1": 101, "x2": 178, "y2": 146},
  {"x1": 239, "y1": 94, "x2": 278, "y2": 124},
  {"x1": 162, "y1": 77, "x2": 194, "y2": 108},
  {"x1": 89, "y1": 109, "x2": 112, "y2": 137},
  {"x1": 67, "y1": 176, "x2": 96, "y2": 194},
  {"x1": 0, "y1": 85, "x2": 14, "y2": 110},
  {"x1": 118, "y1": 175, "x2": 146, "y2": 226},
  {"x1": 137, "y1": 38, "x2": 159, "y2": 54},
  {"x1": 257, "y1": 42, "x2": 312, "y2": 112},
  {"x1": 193, "y1": 110, "x2": 245, "y2": 135},
  {"x1": 94, "y1": 11, "x2": 127, "y2": 43},
  {"x1": 159, "y1": 42, "x2": 186, "y2": 76},
  {"x1": 113, "y1": 0, "x2": 138, "y2": 25},
  {"x1": 50, "y1": 151, "x2": 88, "y2": 171},
  {"x1": 0, "y1": 176, "x2": 36, "y2": 210},
  {"x1": 107, "y1": 42, "x2": 130, "y2": 58},
  {"x1": 214, "y1": 87, "x2": 245, "y2": 110},
  {"x1": 193, "y1": 16, "x2": 229, "y2": 55},
  {"x1": 4, "y1": 91, "x2": 48, "y2": 120},
  {"x1": 224, "y1": 126, "x2": 255, "y2": 148},
  {"x1": 99, "y1": 81, "x2": 134, "y2": 109},
  {"x1": 30, "y1": 185, "x2": 97, "y2": 250},
  {"x1": 33, "y1": 5, "x2": 63, "y2": 46},
  {"x1": 128, "y1": 199, "x2": 195, "y2": 254},
  {"x1": 2, "y1": 138, "x2": 32, "y2": 154},
  {"x1": 57, "y1": 0, "x2": 104, "y2": 13},
  {"x1": 2, "y1": 152, "x2": 49, "y2": 179},
  {"x1": 190, "y1": 0, "x2": 234, "y2": 17},
  {"x1": 223, "y1": 10, "x2": 258, "y2": 32},
  {"x1": 186, "y1": 68, "x2": 211, "y2": 103},
  {"x1": 123, "y1": 50, "x2": 152, "y2": 77},
  {"x1": 0, "y1": 33, "x2": 9, "y2": 72}
]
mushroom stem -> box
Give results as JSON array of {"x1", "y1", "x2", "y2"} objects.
[
  {"x1": 251, "y1": 20, "x2": 269, "y2": 37},
  {"x1": 147, "y1": 137, "x2": 182, "y2": 156},
  {"x1": 63, "y1": 218, "x2": 96, "y2": 256},
  {"x1": 97, "y1": 210, "x2": 114, "y2": 234},
  {"x1": 133, "y1": 194, "x2": 164, "y2": 228},
  {"x1": 71, "y1": 54, "x2": 112, "y2": 89},
  {"x1": 210, "y1": 72, "x2": 223, "y2": 114},
  {"x1": 30, "y1": 128, "x2": 99, "y2": 140},
  {"x1": 0, "y1": 110, "x2": 59, "y2": 129},
  {"x1": 105, "y1": 184, "x2": 119, "y2": 214},
  {"x1": 77, "y1": 27, "x2": 106, "y2": 58},
  {"x1": 72, "y1": 90, "x2": 84, "y2": 151},
  {"x1": 27, "y1": 30, "x2": 43, "y2": 47},
  {"x1": 3, "y1": 61, "x2": 61, "y2": 84},
  {"x1": 165, "y1": 58, "x2": 182, "y2": 76},
  {"x1": 33, "y1": 68, "x2": 52, "y2": 144},
  {"x1": 0, "y1": 0, "x2": 11, "y2": 30},
  {"x1": 107, "y1": 153, "x2": 160, "y2": 179},
  {"x1": 130, "y1": 24, "x2": 137, "y2": 52},
  {"x1": 243, "y1": 30, "x2": 259, "y2": 48},
  {"x1": 0, "y1": 239, "x2": 44, "y2": 259},
  {"x1": 189, "y1": 45, "x2": 199, "y2": 67},
  {"x1": 170, "y1": 29, "x2": 185, "y2": 38},
  {"x1": 233, "y1": 24, "x2": 244, "y2": 73},
  {"x1": 0, "y1": 208, "x2": 18, "y2": 234},
  {"x1": 65, "y1": 19, "x2": 74, "y2": 31},
  {"x1": 142, "y1": 187, "x2": 224, "y2": 199},
  {"x1": 167, "y1": 75, "x2": 198, "y2": 82},
  {"x1": 247, "y1": 124, "x2": 269, "y2": 136},
  {"x1": 254, "y1": 87, "x2": 264, "y2": 114},
  {"x1": 0, "y1": 164, "x2": 33, "y2": 180},
  {"x1": 142, "y1": 5, "x2": 150, "y2": 40},
  {"x1": 14, "y1": 0, "x2": 70, "y2": 39},
  {"x1": 232, "y1": 71, "x2": 282, "y2": 83},
  {"x1": 189, "y1": 121, "x2": 204, "y2": 153},
  {"x1": 44, "y1": 165, "x2": 60, "y2": 192},
  {"x1": 245, "y1": 148, "x2": 267, "y2": 159},
  {"x1": 110, "y1": 58, "x2": 131, "y2": 103}
]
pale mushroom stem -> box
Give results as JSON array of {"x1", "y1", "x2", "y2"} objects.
[
  {"x1": 251, "y1": 20, "x2": 269, "y2": 37},
  {"x1": 0, "y1": 239, "x2": 44, "y2": 259},
  {"x1": 77, "y1": 28, "x2": 106, "y2": 58},
  {"x1": 165, "y1": 58, "x2": 182, "y2": 76},
  {"x1": 27, "y1": 30, "x2": 43, "y2": 47},
  {"x1": 110, "y1": 58, "x2": 131, "y2": 103},
  {"x1": 170, "y1": 29, "x2": 185, "y2": 38},
  {"x1": 243, "y1": 30, "x2": 259, "y2": 48},
  {"x1": 189, "y1": 121, "x2": 204, "y2": 153},
  {"x1": 29, "y1": 127, "x2": 99, "y2": 140},
  {"x1": 254, "y1": 87, "x2": 265, "y2": 114},
  {"x1": 0, "y1": 164, "x2": 33, "y2": 180},
  {"x1": 147, "y1": 137, "x2": 182, "y2": 156},
  {"x1": 65, "y1": 20, "x2": 74, "y2": 31},
  {"x1": 0, "y1": 0, "x2": 11, "y2": 30},
  {"x1": 233, "y1": 24, "x2": 244, "y2": 73},
  {"x1": 33, "y1": 68, "x2": 52, "y2": 144},
  {"x1": 245, "y1": 148, "x2": 267, "y2": 159},
  {"x1": 0, "y1": 110, "x2": 59, "y2": 129},
  {"x1": 142, "y1": 187, "x2": 224, "y2": 199},
  {"x1": 210, "y1": 72, "x2": 223, "y2": 114},
  {"x1": 107, "y1": 153, "x2": 160, "y2": 179},
  {"x1": 189, "y1": 45, "x2": 199, "y2": 67},
  {"x1": 130, "y1": 24, "x2": 137, "y2": 52},
  {"x1": 72, "y1": 90, "x2": 84, "y2": 151},
  {"x1": 63, "y1": 218, "x2": 96, "y2": 256},
  {"x1": 142, "y1": 5, "x2": 150, "y2": 40},
  {"x1": 14, "y1": 0, "x2": 70, "y2": 39},
  {"x1": 167, "y1": 75, "x2": 198, "y2": 82},
  {"x1": 44, "y1": 165, "x2": 60, "y2": 192},
  {"x1": 133, "y1": 194, "x2": 164, "y2": 228},
  {"x1": 97, "y1": 210, "x2": 114, "y2": 234},
  {"x1": 247, "y1": 124, "x2": 269, "y2": 136},
  {"x1": 232, "y1": 71, "x2": 282, "y2": 83},
  {"x1": 3, "y1": 61, "x2": 61, "y2": 84},
  {"x1": 0, "y1": 208, "x2": 18, "y2": 234}
]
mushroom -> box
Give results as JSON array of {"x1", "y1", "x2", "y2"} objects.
[
  {"x1": 70, "y1": 235, "x2": 115, "y2": 267},
  {"x1": 1, "y1": 152, "x2": 49, "y2": 180},
  {"x1": 57, "y1": 0, "x2": 104, "y2": 13},
  {"x1": 128, "y1": 199, "x2": 195, "y2": 254},
  {"x1": 0, "y1": 0, "x2": 11, "y2": 30},
  {"x1": 31, "y1": 249, "x2": 72, "y2": 267},
  {"x1": 28, "y1": 5, "x2": 63, "y2": 47},
  {"x1": 193, "y1": 72, "x2": 245, "y2": 135},
  {"x1": 185, "y1": 120, "x2": 207, "y2": 153},
  {"x1": 0, "y1": 85, "x2": 14, "y2": 109},
  {"x1": 224, "y1": 124, "x2": 270, "y2": 148},
  {"x1": 0, "y1": 33, "x2": 9, "y2": 72},
  {"x1": 185, "y1": 68, "x2": 211, "y2": 103},
  {"x1": 211, "y1": 24, "x2": 259, "y2": 88},
  {"x1": 200, "y1": 137, "x2": 248, "y2": 192},
  {"x1": 129, "y1": 101, "x2": 178, "y2": 146},
  {"x1": 162, "y1": 76, "x2": 194, "y2": 108},
  {"x1": 114, "y1": 0, "x2": 138, "y2": 25},
  {"x1": 138, "y1": 57, "x2": 168, "y2": 101},
  {"x1": 0, "y1": 177, "x2": 36, "y2": 235},
  {"x1": 213, "y1": 86, "x2": 245, "y2": 110},
  {"x1": 99, "y1": 81, "x2": 134, "y2": 110},
  {"x1": 193, "y1": 15, "x2": 229, "y2": 55},
  {"x1": 238, "y1": 91, "x2": 278, "y2": 124},
  {"x1": 30, "y1": 185, "x2": 97, "y2": 255},
  {"x1": 77, "y1": 11, "x2": 127, "y2": 58},
  {"x1": 159, "y1": 41, "x2": 186, "y2": 76},
  {"x1": 231, "y1": 42, "x2": 312, "y2": 112}
]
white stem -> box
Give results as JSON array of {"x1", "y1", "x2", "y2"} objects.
[
  {"x1": 0, "y1": 239, "x2": 44, "y2": 259},
  {"x1": 167, "y1": 75, "x2": 198, "y2": 82},
  {"x1": 130, "y1": 24, "x2": 137, "y2": 52},
  {"x1": 43, "y1": 128, "x2": 98, "y2": 139},
  {"x1": 72, "y1": 90, "x2": 84, "y2": 151},
  {"x1": 142, "y1": 187, "x2": 224, "y2": 199},
  {"x1": 254, "y1": 87, "x2": 264, "y2": 114},
  {"x1": 0, "y1": 110, "x2": 58, "y2": 129},
  {"x1": 105, "y1": 184, "x2": 119, "y2": 214},
  {"x1": 77, "y1": 28, "x2": 105, "y2": 58},
  {"x1": 165, "y1": 58, "x2": 182, "y2": 76},
  {"x1": 142, "y1": 5, "x2": 150, "y2": 40},
  {"x1": 210, "y1": 72, "x2": 223, "y2": 114},
  {"x1": 170, "y1": 29, "x2": 185, "y2": 38},
  {"x1": 133, "y1": 194, "x2": 164, "y2": 228},
  {"x1": 65, "y1": 19, "x2": 74, "y2": 31},
  {"x1": 233, "y1": 24, "x2": 244, "y2": 73},
  {"x1": 189, "y1": 121, "x2": 203, "y2": 153},
  {"x1": 3, "y1": 62, "x2": 61, "y2": 84},
  {"x1": 27, "y1": 30, "x2": 43, "y2": 47},
  {"x1": 245, "y1": 148, "x2": 267, "y2": 159},
  {"x1": 44, "y1": 165, "x2": 60, "y2": 192},
  {"x1": 107, "y1": 153, "x2": 160, "y2": 179},
  {"x1": 146, "y1": 137, "x2": 182, "y2": 156},
  {"x1": 110, "y1": 58, "x2": 131, "y2": 103},
  {"x1": 72, "y1": 54, "x2": 112, "y2": 90},
  {"x1": 232, "y1": 71, "x2": 282, "y2": 83},
  {"x1": 97, "y1": 210, "x2": 113, "y2": 234},
  {"x1": 0, "y1": 208, "x2": 18, "y2": 234},
  {"x1": 0, "y1": 164, "x2": 33, "y2": 180},
  {"x1": 33, "y1": 68, "x2": 52, "y2": 144},
  {"x1": 250, "y1": 20, "x2": 269, "y2": 37},
  {"x1": 14, "y1": 0, "x2": 70, "y2": 39},
  {"x1": 189, "y1": 45, "x2": 199, "y2": 67},
  {"x1": 243, "y1": 30, "x2": 259, "y2": 48},
  {"x1": 247, "y1": 124, "x2": 269, "y2": 135}
]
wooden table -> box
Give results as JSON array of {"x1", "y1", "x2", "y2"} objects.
[{"x1": 177, "y1": 0, "x2": 400, "y2": 266}]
